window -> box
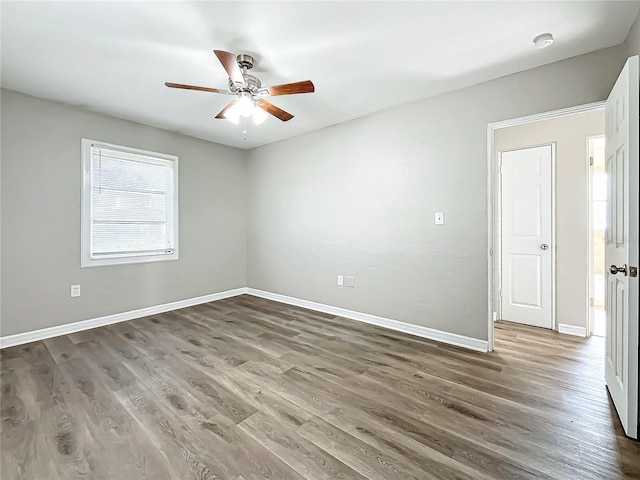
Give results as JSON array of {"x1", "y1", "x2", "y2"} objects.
[{"x1": 81, "y1": 139, "x2": 178, "y2": 267}]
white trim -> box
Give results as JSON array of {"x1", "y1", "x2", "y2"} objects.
[
  {"x1": 0, "y1": 288, "x2": 247, "y2": 349},
  {"x1": 246, "y1": 288, "x2": 489, "y2": 352},
  {"x1": 551, "y1": 145, "x2": 557, "y2": 333},
  {"x1": 586, "y1": 135, "x2": 605, "y2": 337},
  {"x1": 489, "y1": 102, "x2": 606, "y2": 129},
  {"x1": 487, "y1": 123, "x2": 495, "y2": 350},
  {"x1": 487, "y1": 101, "x2": 605, "y2": 352},
  {"x1": 558, "y1": 323, "x2": 588, "y2": 337},
  {"x1": 587, "y1": 137, "x2": 594, "y2": 337}
]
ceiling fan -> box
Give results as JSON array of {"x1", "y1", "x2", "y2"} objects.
[{"x1": 165, "y1": 50, "x2": 315, "y2": 125}]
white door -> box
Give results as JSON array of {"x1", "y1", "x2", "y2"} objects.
[
  {"x1": 500, "y1": 145, "x2": 554, "y2": 329},
  {"x1": 604, "y1": 55, "x2": 639, "y2": 440}
]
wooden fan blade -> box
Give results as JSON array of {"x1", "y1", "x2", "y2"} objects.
[
  {"x1": 266, "y1": 80, "x2": 315, "y2": 96},
  {"x1": 256, "y1": 99, "x2": 294, "y2": 122},
  {"x1": 214, "y1": 50, "x2": 245, "y2": 85},
  {"x1": 215, "y1": 100, "x2": 237, "y2": 119},
  {"x1": 165, "y1": 82, "x2": 223, "y2": 93}
]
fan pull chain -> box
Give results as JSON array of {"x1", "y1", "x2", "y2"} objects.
[{"x1": 243, "y1": 117, "x2": 247, "y2": 141}]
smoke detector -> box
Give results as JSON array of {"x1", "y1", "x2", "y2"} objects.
[{"x1": 533, "y1": 33, "x2": 554, "y2": 49}]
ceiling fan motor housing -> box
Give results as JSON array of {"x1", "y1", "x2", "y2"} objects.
[
  {"x1": 236, "y1": 54, "x2": 254, "y2": 70},
  {"x1": 228, "y1": 54, "x2": 262, "y2": 94},
  {"x1": 229, "y1": 73, "x2": 261, "y2": 94}
]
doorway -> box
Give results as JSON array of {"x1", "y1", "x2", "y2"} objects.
[
  {"x1": 588, "y1": 136, "x2": 606, "y2": 337},
  {"x1": 487, "y1": 103, "x2": 605, "y2": 348},
  {"x1": 488, "y1": 56, "x2": 639, "y2": 440}
]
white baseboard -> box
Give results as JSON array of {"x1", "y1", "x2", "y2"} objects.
[
  {"x1": 557, "y1": 323, "x2": 588, "y2": 337},
  {"x1": 0, "y1": 287, "x2": 248, "y2": 349},
  {"x1": 246, "y1": 288, "x2": 489, "y2": 352},
  {"x1": 1, "y1": 286, "x2": 489, "y2": 353}
]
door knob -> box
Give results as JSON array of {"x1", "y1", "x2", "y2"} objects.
[
  {"x1": 610, "y1": 264, "x2": 628, "y2": 276},
  {"x1": 540, "y1": 244, "x2": 549, "y2": 250}
]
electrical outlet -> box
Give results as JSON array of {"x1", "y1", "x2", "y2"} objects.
[
  {"x1": 435, "y1": 211, "x2": 444, "y2": 225},
  {"x1": 345, "y1": 276, "x2": 355, "y2": 288},
  {"x1": 337, "y1": 275, "x2": 344, "y2": 286},
  {"x1": 70, "y1": 284, "x2": 81, "y2": 297}
]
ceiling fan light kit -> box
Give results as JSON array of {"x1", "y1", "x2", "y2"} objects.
[
  {"x1": 252, "y1": 105, "x2": 268, "y2": 125},
  {"x1": 165, "y1": 50, "x2": 315, "y2": 135},
  {"x1": 223, "y1": 104, "x2": 240, "y2": 125},
  {"x1": 236, "y1": 92, "x2": 254, "y2": 117}
]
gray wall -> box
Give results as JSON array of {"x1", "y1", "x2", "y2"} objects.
[
  {"x1": 627, "y1": 9, "x2": 640, "y2": 56},
  {"x1": 2, "y1": 36, "x2": 636, "y2": 342},
  {"x1": 1, "y1": 89, "x2": 247, "y2": 337},
  {"x1": 494, "y1": 111, "x2": 604, "y2": 330},
  {"x1": 247, "y1": 45, "x2": 628, "y2": 341}
]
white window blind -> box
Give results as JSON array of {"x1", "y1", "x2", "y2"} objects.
[{"x1": 81, "y1": 139, "x2": 178, "y2": 267}]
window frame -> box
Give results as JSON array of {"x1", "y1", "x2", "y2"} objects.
[{"x1": 81, "y1": 138, "x2": 179, "y2": 268}]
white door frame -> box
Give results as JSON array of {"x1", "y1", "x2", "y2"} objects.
[
  {"x1": 497, "y1": 143, "x2": 556, "y2": 330},
  {"x1": 586, "y1": 135, "x2": 605, "y2": 337},
  {"x1": 587, "y1": 136, "x2": 595, "y2": 337},
  {"x1": 486, "y1": 101, "x2": 605, "y2": 351}
]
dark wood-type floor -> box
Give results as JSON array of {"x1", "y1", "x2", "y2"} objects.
[{"x1": 2, "y1": 295, "x2": 639, "y2": 479}]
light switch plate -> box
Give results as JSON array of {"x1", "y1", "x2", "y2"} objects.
[
  {"x1": 71, "y1": 284, "x2": 81, "y2": 297},
  {"x1": 345, "y1": 276, "x2": 355, "y2": 288},
  {"x1": 435, "y1": 211, "x2": 444, "y2": 225}
]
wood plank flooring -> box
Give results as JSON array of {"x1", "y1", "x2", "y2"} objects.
[{"x1": 2, "y1": 294, "x2": 639, "y2": 479}]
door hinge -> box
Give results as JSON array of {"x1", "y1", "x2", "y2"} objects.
[
  {"x1": 499, "y1": 162, "x2": 504, "y2": 175},
  {"x1": 499, "y1": 289, "x2": 503, "y2": 299},
  {"x1": 590, "y1": 298, "x2": 594, "y2": 307},
  {"x1": 589, "y1": 156, "x2": 594, "y2": 166}
]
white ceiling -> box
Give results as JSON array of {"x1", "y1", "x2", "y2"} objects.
[{"x1": 2, "y1": 1, "x2": 639, "y2": 149}]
